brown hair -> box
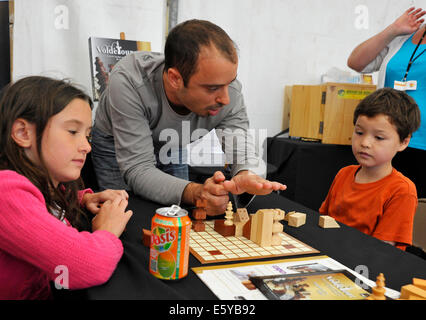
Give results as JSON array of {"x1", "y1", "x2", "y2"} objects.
[
  {"x1": 0, "y1": 76, "x2": 93, "y2": 230},
  {"x1": 353, "y1": 88, "x2": 420, "y2": 142},
  {"x1": 164, "y1": 19, "x2": 238, "y2": 86}
]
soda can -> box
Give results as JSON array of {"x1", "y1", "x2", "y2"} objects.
[{"x1": 149, "y1": 205, "x2": 192, "y2": 280}]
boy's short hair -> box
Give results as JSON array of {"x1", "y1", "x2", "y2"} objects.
[{"x1": 353, "y1": 88, "x2": 420, "y2": 142}]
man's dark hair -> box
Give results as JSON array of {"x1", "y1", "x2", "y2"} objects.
[
  {"x1": 164, "y1": 19, "x2": 238, "y2": 86},
  {"x1": 354, "y1": 87, "x2": 420, "y2": 142}
]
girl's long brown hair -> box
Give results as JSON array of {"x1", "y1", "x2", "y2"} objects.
[{"x1": 0, "y1": 76, "x2": 93, "y2": 230}]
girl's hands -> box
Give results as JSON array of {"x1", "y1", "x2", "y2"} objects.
[
  {"x1": 82, "y1": 189, "x2": 128, "y2": 214},
  {"x1": 91, "y1": 197, "x2": 133, "y2": 238}
]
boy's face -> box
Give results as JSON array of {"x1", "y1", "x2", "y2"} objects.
[{"x1": 352, "y1": 114, "x2": 409, "y2": 172}]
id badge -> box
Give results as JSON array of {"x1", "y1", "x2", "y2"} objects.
[{"x1": 394, "y1": 80, "x2": 417, "y2": 91}]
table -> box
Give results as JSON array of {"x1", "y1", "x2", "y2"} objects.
[
  {"x1": 266, "y1": 137, "x2": 357, "y2": 211},
  {"x1": 78, "y1": 192, "x2": 426, "y2": 300}
]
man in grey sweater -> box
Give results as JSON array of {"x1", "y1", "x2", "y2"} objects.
[{"x1": 91, "y1": 19, "x2": 286, "y2": 215}]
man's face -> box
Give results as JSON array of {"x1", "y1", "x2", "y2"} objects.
[{"x1": 176, "y1": 45, "x2": 238, "y2": 117}]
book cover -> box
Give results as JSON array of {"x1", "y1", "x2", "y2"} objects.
[
  {"x1": 250, "y1": 269, "x2": 371, "y2": 300},
  {"x1": 88, "y1": 37, "x2": 151, "y2": 101}
]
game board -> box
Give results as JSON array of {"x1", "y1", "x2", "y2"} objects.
[{"x1": 189, "y1": 220, "x2": 319, "y2": 264}]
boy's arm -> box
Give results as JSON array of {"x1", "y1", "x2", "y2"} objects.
[{"x1": 372, "y1": 193, "x2": 417, "y2": 248}]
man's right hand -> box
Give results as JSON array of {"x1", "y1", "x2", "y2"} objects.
[{"x1": 182, "y1": 171, "x2": 230, "y2": 216}]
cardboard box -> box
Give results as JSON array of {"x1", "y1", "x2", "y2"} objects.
[{"x1": 289, "y1": 83, "x2": 376, "y2": 145}]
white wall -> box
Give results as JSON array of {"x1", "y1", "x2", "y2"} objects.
[
  {"x1": 12, "y1": 0, "x2": 166, "y2": 100},
  {"x1": 12, "y1": 0, "x2": 422, "y2": 137},
  {"x1": 178, "y1": 0, "x2": 420, "y2": 136}
]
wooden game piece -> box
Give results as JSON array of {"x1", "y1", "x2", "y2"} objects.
[
  {"x1": 412, "y1": 278, "x2": 426, "y2": 291},
  {"x1": 400, "y1": 284, "x2": 426, "y2": 300},
  {"x1": 284, "y1": 211, "x2": 296, "y2": 221},
  {"x1": 192, "y1": 199, "x2": 207, "y2": 232},
  {"x1": 142, "y1": 228, "x2": 151, "y2": 247},
  {"x1": 224, "y1": 201, "x2": 234, "y2": 226},
  {"x1": 242, "y1": 214, "x2": 253, "y2": 239},
  {"x1": 214, "y1": 219, "x2": 236, "y2": 237},
  {"x1": 234, "y1": 208, "x2": 249, "y2": 236},
  {"x1": 250, "y1": 209, "x2": 275, "y2": 247},
  {"x1": 192, "y1": 220, "x2": 205, "y2": 232},
  {"x1": 288, "y1": 212, "x2": 306, "y2": 228},
  {"x1": 318, "y1": 215, "x2": 340, "y2": 228},
  {"x1": 366, "y1": 273, "x2": 386, "y2": 300},
  {"x1": 192, "y1": 208, "x2": 207, "y2": 220},
  {"x1": 196, "y1": 199, "x2": 207, "y2": 208},
  {"x1": 271, "y1": 209, "x2": 285, "y2": 245}
]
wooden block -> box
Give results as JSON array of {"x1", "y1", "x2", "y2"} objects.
[
  {"x1": 214, "y1": 219, "x2": 236, "y2": 237},
  {"x1": 413, "y1": 278, "x2": 426, "y2": 291},
  {"x1": 250, "y1": 212, "x2": 259, "y2": 243},
  {"x1": 284, "y1": 211, "x2": 296, "y2": 221},
  {"x1": 272, "y1": 222, "x2": 283, "y2": 233},
  {"x1": 192, "y1": 220, "x2": 205, "y2": 232},
  {"x1": 319, "y1": 215, "x2": 340, "y2": 228},
  {"x1": 242, "y1": 215, "x2": 253, "y2": 239},
  {"x1": 196, "y1": 199, "x2": 207, "y2": 208},
  {"x1": 400, "y1": 284, "x2": 426, "y2": 300},
  {"x1": 235, "y1": 208, "x2": 249, "y2": 224},
  {"x1": 234, "y1": 209, "x2": 249, "y2": 236},
  {"x1": 192, "y1": 208, "x2": 207, "y2": 220},
  {"x1": 288, "y1": 212, "x2": 306, "y2": 227},
  {"x1": 251, "y1": 209, "x2": 274, "y2": 247},
  {"x1": 142, "y1": 228, "x2": 151, "y2": 247}
]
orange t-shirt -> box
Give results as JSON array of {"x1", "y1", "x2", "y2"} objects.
[{"x1": 319, "y1": 165, "x2": 417, "y2": 249}]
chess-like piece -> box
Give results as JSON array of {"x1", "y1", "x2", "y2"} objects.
[
  {"x1": 271, "y1": 209, "x2": 285, "y2": 245},
  {"x1": 234, "y1": 208, "x2": 249, "y2": 236},
  {"x1": 366, "y1": 273, "x2": 386, "y2": 300},
  {"x1": 224, "y1": 201, "x2": 234, "y2": 226}
]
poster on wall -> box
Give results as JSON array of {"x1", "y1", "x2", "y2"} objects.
[{"x1": 88, "y1": 37, "x2": 151, "y2": 101}]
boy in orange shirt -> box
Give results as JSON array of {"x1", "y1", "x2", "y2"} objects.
[{"x1": 319, "y1": 88, "x2": 420, "y2": 250}]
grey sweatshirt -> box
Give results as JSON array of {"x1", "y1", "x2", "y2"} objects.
[{"x1": 94, "y1": 51, "x2": 265, "y2": 205}]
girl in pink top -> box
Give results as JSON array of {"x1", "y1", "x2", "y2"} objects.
[{"x1": 0, "y1": 76, "x2": 133, "y2": 299}]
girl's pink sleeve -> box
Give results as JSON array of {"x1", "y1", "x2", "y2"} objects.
[
  {"x1": 78, "y1": 188, "x2": 93, "y2": 206},
  {"x1": 0, "y1": 172, "x2": 123, "y2": 289}
]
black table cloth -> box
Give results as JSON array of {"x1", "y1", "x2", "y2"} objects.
[
  {"x1": 266, "y1": 137, "x2": 357, "y2": 210},
  {"x1": 74, "y1": 192, "x2": 426, "y2": 300}
]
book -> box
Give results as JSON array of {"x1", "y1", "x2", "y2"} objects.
[
  {"x1": 249, "y1": 269, "x2": 371, "y2": 300},
  {"x1": 88, "y1": 36, "x2": 151, "y2": 101}
]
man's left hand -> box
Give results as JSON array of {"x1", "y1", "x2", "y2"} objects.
[{"x1": 222, "y1": 171, "x2": 287, "y2": 195}]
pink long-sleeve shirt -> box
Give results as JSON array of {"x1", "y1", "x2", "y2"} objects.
[{"x1": 0, "y1": 170, "x2": 124, "y2": 299}]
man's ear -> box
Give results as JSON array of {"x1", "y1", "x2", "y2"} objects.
[
  {"x1": 166, "y1": 67, "x2": 184, "y2": 89},
  {"x1": 11, "y1": 118, "x2": 36, "y2": 148}
]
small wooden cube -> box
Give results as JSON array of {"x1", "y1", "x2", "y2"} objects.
[
  {"x1": 400, "y1": 284, "x2": 426, "y2": 300},
  {"x1": 196, "y1": 199, "x2": 207, "y2": 208},
  {"x1": 192, "y1": 208, "x2": 207, "y2": 220},
  {"x1": 142, "y1": 228, "x2": 151, "y2": 247},
  {"x1": 192, "y1": 220, "x2": 205, "y2": 232},
  {"x1": 319, "y1": 215, "x2": 340, "y2": 228},
  {"x1": 413, "y1": 278, "x2": 426, "y2": 291},
  {"x1": 288, "y1": 212, "x2": 306, "y2": 228},
  {"x1": 284, "y1": 211, "x2": 296, "y2": 221}
]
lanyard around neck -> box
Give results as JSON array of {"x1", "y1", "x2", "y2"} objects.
[{"x1": 402, "y1": 27, "x2": 426, "y2": 82}]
